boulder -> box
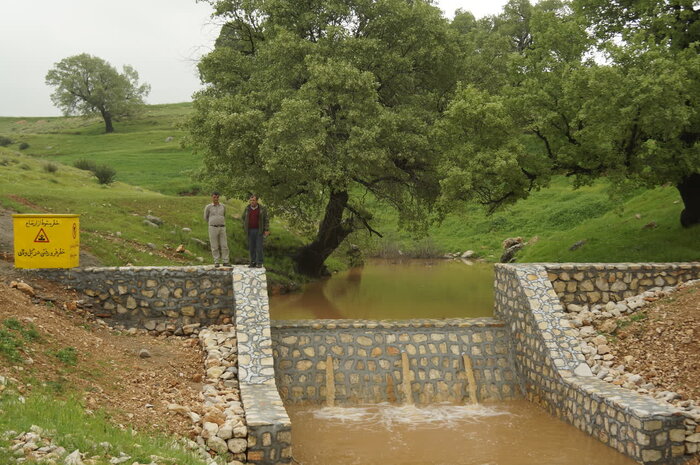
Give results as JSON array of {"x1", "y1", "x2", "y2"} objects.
[
  {"x1": 500, "y1": 243, "x2": 523, "y2": 263},
  {"x1": 501, "y1": 237, "x2": 523, "y2": 249}
]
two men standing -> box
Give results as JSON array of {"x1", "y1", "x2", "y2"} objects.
[{"x1": 204, "y1": 192, "x2": 269, "y2": 268}]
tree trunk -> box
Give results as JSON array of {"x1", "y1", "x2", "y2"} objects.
[
  {"x1": 294, "y1": 191, "x2": 353, "y2": 277},
  {"x1": 100, "y1": 110, "x2": 114, "y2": 133},
  {"x1": 677, "y1": 173, "x2": 700, "y2": 228}
]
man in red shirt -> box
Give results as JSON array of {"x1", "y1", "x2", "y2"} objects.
[{"x1": 242, "y1": 194, "x2": 270, "y2": 268}]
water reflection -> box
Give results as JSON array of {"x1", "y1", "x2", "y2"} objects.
[{"x1": 270, "y1": 259, "x2": 494, "y2": 320}]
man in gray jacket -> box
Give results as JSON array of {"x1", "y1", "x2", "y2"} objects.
[{"x1": 204, "y1": 192, "x2": 230, "y2": 267}]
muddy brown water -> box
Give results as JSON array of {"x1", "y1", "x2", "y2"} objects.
[
  {"x1": 287, "y1": 401, "x2": 636, "y2": 465},
  {"x1": 270, "y1": 259, "x2": 494, "y2": 320},
  {"x1": 276, "y1": 260, "x2": 636, "y2": 464}
]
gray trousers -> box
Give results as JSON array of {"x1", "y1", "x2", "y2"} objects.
[
  {"x1": 208, "y1": 225, "x2": 230, "y2": 264},
  {"x1": 247, "y1": 228, "x2": 264, "y2": 265}
]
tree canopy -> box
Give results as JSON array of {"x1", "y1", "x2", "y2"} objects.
[
  {"x1": 45, "y1": 54, "x2": 151, "y2": 133},
  {"x1": 189, "y1": 0, "x2": 699, "y2": 275},
  {"x1": 440, "y1": 0, "x2": 700, "y2": 227},
  {"x1": 188, "y1": 0, "x2": 461, "y2": 276}
]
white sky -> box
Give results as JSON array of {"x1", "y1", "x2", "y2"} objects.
[{"x1": 0, "y1": 0, "x2": 510, "y2": 117}]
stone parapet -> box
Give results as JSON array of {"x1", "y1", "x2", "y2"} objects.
[
  {"x1": 271, "y1": 318, "x2": 522, "y2": 405},
  {"x1": 495, "y1": 263, "x2": 691, "y2": 464},
  {"x1": 232, "y1": 268, "x2": 291, "y2": 465},
  {"x1": 543, "y1": 262, "x2": 700, "y2": 305},
  {"x1": 33, "y1": 266, "x2": 234, "y2": 332}
]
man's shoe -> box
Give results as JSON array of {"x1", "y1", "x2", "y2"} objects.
[
  {"x1": 223, "y1": 263, "x2": 231, "y2": 267},
  {"x1": 248, "y1": 263, "x2": 256, "y2": 268},
  {"x1": 215, "y1": 263, "x2": 221, "y2": 268}
]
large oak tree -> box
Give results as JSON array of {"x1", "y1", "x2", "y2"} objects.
[
  {"x1": 440, "y1": 0, "x2": 700, "y2": 227},
  {"x1": 187, "y1": 0, "x2": 461, "y2": 276},
  {"x1": 45, "y1": 54, "x2": 150, "y2": 133}
]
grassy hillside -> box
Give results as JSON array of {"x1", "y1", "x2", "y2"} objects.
[
  {"x1": 0, "y1": 104, "x2": 198, "y2": 195},
  {"x1": 0, "y1": 147, "x2": 305, "y2": 287},
  {"x1": 1, "y1": 102, "x2": 697, "y2": 270},
  {"x1": 365, "y1": 177, "x2": 699, "y2": 263}
]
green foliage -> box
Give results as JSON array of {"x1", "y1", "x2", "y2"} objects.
[
  {"x1": 93, "y1": 164, "x2": 117, "y2": 184},
  {"x1": 45, "y1": 53, "x2": 151, "y2": 133},
  {"x1": 0, "y1": 391, "x2": 212, "y2": 465},
  {"x1": 3, "y1": 318, "x2": 22, "y2": 331},
  {"x1": 74, "y1": 158, "x2": 98, "y2": 171},
  {"x1": 0, "y1": 319, "x2": 39, "y2": 363},
  {"x1": 0, "y1": 329, "x2": 23, "y2": 362},
  {"x1": 187, "y1": 0, "x2": 461, "y2": 274},
  {"x1": 51, "y1": 347, "x2": 78, "y2": 366},
  {"x1": 43, "y1": 162, "x2": 59, "y2": 173},
  {"x1": 18, "y1": 142, "x2": 29, "y2": 150},
  {"x1": 440, "y1": 0, "x2": 699, "y2": 228},
  {"x1": 0, "y1": 135, "x2": 12, "y2": 147},
  {"x1": 0, "y1": 103, "x2": 198, "y2": 195}
]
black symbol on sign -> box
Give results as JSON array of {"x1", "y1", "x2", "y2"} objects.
[
  {"x1": 34, "y1": 228, "x2": 50, "y2": 243},
  {"x1": 72, "y1": 223, "x2": 77, "y2": 239}
]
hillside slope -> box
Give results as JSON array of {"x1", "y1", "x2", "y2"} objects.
[{"x1": 1, "y1": 103, "x2": 697, "y2": 268}]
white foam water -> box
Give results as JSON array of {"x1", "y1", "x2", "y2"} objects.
[{"x1": 312, "y1": 403, "x2": 510, "y2": 430}]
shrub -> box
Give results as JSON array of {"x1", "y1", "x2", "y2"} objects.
[
  {"x1": 51, "y1": 347, "x2": 78, "y2": 366},
  {"x1": 18, "y1": 142, "x2": 30, "y2": 150},
  {"x1": 73, "y1": 158, "x2": 97, "y2": 171},
  {"x1": 93, "y1": 164, "x2": 116, "y2": 184},
  {"x1": 43, "y1": 162, "x2": 58, "y2": 174},
  {"x1": 0, "y1": 136, "x2": 12, "y2": 147}
]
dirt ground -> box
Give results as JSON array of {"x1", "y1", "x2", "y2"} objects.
[
  {"x1": 607, "y1": 280, "x2": 700, "y2": 402},
  {"x1": 0, "y1": 260, "x2": 204, "y2": 439}
]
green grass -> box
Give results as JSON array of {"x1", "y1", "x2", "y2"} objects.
[
  {"x1": 50, "y1": 347, "x2": 78, "y2": 366},
  {"x1": 0, "y1": 146, "x2": 306, "y2": 285},
  {"x1": 0, "y1": 319, "x2": 40, "y2": 363},
  {"x1": 1, "y1": 102, "x2": 697, "y2": 271},
  {"x1": 364, "y1": 176, "x2": 699, "y2": 263},
  {"x1": 0, "y1": 389, "x2": 214, "y2": 465},
  {"x1": 0, "y1": 103, "x2": 198, "y2": 195}
]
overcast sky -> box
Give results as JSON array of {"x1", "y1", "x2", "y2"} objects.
[{"x1": 0, "y1": 0, "x2": 510, "y2": 117}]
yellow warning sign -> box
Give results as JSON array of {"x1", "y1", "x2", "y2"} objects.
[
  {"x1": 13, "y1": 214, "x2": 79, "y2": 269},
  {"x1": 34, "y1": 228, "x2": 50, "y2": 243}
]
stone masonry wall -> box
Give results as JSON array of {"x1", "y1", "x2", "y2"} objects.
[
  {"x1": 545, "y1": 263, "x2": 700, "y2": 305},
  {"x1": 34, "y1": 266, "x2": 235, "y2": 333},
  {"x1": 271, "y1": 318, "x2": 522, "y2": 405},
  {"x1": 232, "y1": 268, "x2": 291, "y2": 465},
  {"x1": 495, "y1": 263, "x2": 692, "y2": 465}
]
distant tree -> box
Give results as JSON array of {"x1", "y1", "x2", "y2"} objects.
[
  {"x1": 188, "y1": 0, "x2": 461, "y2": 276},
  {"x1": 45, "y1": 54, "x2": 150, "y2": 133}
]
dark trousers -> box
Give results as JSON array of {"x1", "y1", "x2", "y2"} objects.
[{"x1": 247, "y1": 228, "x2": 264, "y2": 265}]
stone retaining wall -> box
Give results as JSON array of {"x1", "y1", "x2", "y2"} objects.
[
  {"x1": 495, "y1": 263, "x2": 696, "y2": 465},
  {"x1": 271, "y1": 319, "x2": 521, "y2": 405},
  {"x1": 232, "y1": 269, "x2": 291, "y2": 465},
  {"x1": 34, "y1": 266, "x2": 235, "y2": 332},
  {"x1": 545, "y1": 263, "x2": 700, "y2": 305}
]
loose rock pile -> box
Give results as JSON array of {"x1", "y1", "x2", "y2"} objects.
[
  {"x1": 564, "y1": 279, "x2": 700, "y2": 455},
  {"x1": 195, "y1": 326, "x2": 247, "y2": 464},
  {"x1": 0, "y1": 425, "x2": 206, "y2": 465}
]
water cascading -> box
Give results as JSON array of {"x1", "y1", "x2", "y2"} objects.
[
  {"x1": 400, "y1": 352, "x2": 413, "y2": 405},
  {"x1": 325, "y1": 355, "x2": 335, "y2": 407},
  {"x1": 462, "y1": 354, "x2": 479, "y2": 404}
]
